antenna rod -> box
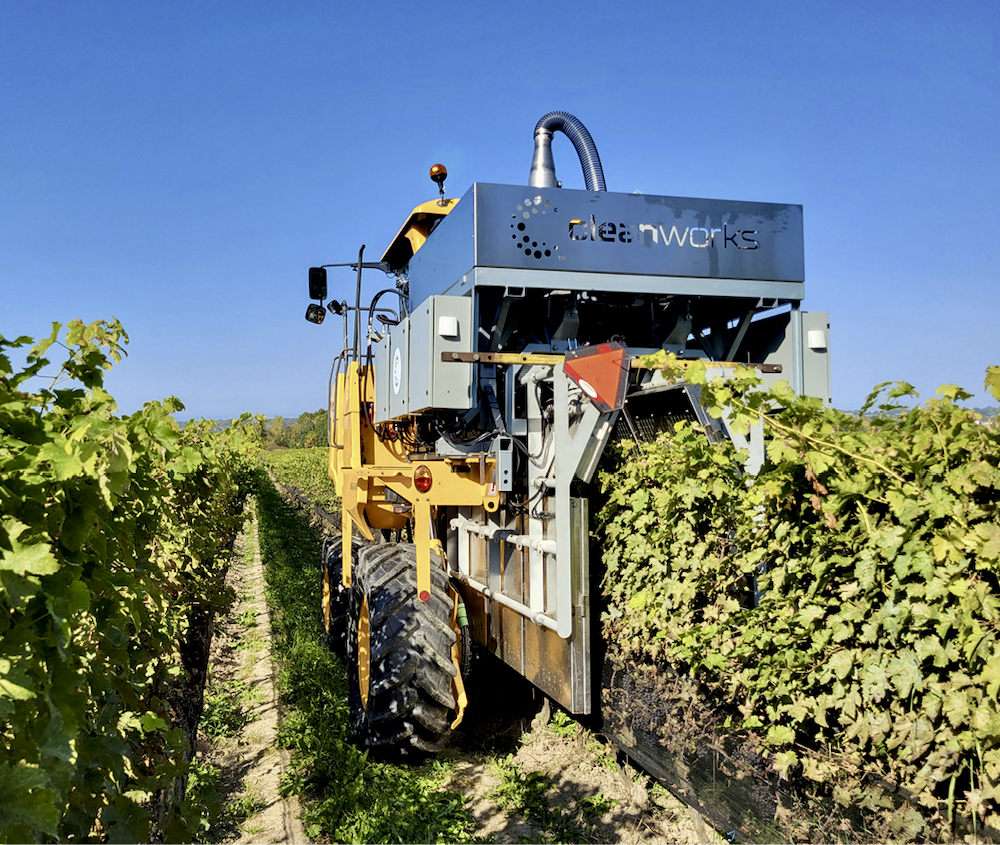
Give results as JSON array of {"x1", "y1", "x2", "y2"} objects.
[{"x1": 353, "y1": 245, "x2": 364, "y2": 356}]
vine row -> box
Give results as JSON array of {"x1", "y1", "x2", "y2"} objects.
[
  {"x1": 0, "y1": 320, "x2": 260, "y2": 842},
  {"x1": 597, "y1": 357, "x2": 1000, "y2": 841}
]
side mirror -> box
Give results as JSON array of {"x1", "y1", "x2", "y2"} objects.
[
  {"x1": 305, "y1": 303, "x2": 326, "y2": 324},
  {"x1": 308, "y1": 267, "x2": 328, "y2": 300}
]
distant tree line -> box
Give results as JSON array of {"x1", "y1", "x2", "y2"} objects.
[
  {"x1": 856, "y1": 405, "x2": 998, "y2": 421},
  {"x1": 207, "y1": 404, "x2": 996, "y2": 448},
  {"x1": 264, "y1": 409, "x2": 327, "y2": 449}
]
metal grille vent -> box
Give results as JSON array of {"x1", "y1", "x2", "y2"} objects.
[{"x1": 612, "y1": 387, "x2": 698, "y2": 446}]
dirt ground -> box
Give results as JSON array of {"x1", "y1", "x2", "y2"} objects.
[
  {"x1": 441, "y1": 670, "x2": 717, "y2": 845},
  {"x1": 198, "y1": 500, "x2": 720, "y2": 844},
  {"x1": 195, "y1": 503, "x2": 306, "y2": 844}
]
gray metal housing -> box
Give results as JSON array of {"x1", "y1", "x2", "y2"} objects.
[{"x1": 405, "y1": 183, "x2": 804, "y2": 308}]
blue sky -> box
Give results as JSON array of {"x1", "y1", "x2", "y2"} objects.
[{"x1": 2, "y1": 1, "x2": 997, "y2": 418}]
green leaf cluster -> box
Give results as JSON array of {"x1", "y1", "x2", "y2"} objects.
[
  {"x1": 598, "y1": 362, "x2": 1000, "y2": 838},
  {"x1": 0, "y1": 320, "x2": 260, "y2": 841}
]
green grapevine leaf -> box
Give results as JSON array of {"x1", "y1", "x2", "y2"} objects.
[
  {"x1": 986, "y1": 366, "x2": 1000, "y2": 401},
  {"x1": 685, "y1": 359, "x2": 707, "y2": 385},
  {"x1": 936, "y1": 383, "x2": 972, "y2": 401},
  {"x1": 771, "y1": 749, "x2": 798, "y2": 779},
  {"x1": 0, "y1": 519, "x2": 59, "y2": 575},
  {"x1": 982, "y1": 654, "x2": 1000, "y2": 702},
  {"x1": 0, "y1": 658, "x2": 35, "y2": 701},
  {"x1": 0, "y1": 762, "x2": 60, "y2": 838},
  {"x1": 37, "y1": 440, "x2": 84, "y2": 480}
]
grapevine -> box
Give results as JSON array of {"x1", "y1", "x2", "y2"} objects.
[
  {"x1": 597, "y1": 355, "x2": 1000, "y2": 840},
  {"x1": 264, "y1": 446, "x2": 340, "y2": 514},
  {"x1": 0, "y1": 320, "x2": 260, "y2": 841}
]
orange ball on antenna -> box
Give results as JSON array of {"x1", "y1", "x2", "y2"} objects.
[{"x1": 429, "y1": 163, "x2": 447, "y2": 184}]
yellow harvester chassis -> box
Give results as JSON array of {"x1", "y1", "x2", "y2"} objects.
[{"x1": 331, "y1": 361, "x2": 500, "y2": 603}]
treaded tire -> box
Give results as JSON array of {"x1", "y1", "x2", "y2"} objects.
[
  {"x1": 347, "y1": 543, "x2": 457, "y2": 757},
  {"x1": 320, "y1": 535, "x2": 363, "y2": 659}
]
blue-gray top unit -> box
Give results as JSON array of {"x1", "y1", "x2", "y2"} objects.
[{"x1": 405, "y1": 183, "x2": 804, "y2": 308}]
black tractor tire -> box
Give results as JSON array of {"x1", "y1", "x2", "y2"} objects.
[
  {"x1": 320, "y1": 534, "x2": 363, "y2": 659},
  {"x1": 346, "y1": 543, "x2": 457, "y2": 757}
]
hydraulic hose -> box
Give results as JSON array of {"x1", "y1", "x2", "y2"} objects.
[{"x1": 528, "y1": 111, "x2": 606, "y2": 192}]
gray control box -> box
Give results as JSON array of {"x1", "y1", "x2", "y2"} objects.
[
  {"x1": 800, "y1": 311, "x2": 831, "y2": 404},
  {"x1": 374, "y1": 295, "x2": 474, "y2": 422},
  {"x1": 374, "y1": 319, "x2": 408, "y2": 423},
  {"x1": 408, "y1": 295, "x2": 474, "y2": 414}
]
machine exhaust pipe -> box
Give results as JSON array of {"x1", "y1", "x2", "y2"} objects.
[{"x1": 528, "y1": 111, "x2": 606, "y2": 192}]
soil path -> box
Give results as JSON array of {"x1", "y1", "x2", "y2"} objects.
[
  {"x1": 198, "y1": 500, "x2": 306, "y2": 844},
  {"x1": 441, "y1": 691, "x2": 716, "y2": 844}
]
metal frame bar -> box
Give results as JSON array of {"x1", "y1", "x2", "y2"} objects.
[
  {"x1": 553, "y1": 366, "x2": 606, "y2": 638},
  {"x1": 790, "y1": 303, "x2": 805, "y2": 395},
  {"x1": 449, "y1": 267, "x2": 805, "y2": 302}
]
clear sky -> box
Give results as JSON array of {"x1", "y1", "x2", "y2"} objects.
[{"x1": 2, "y1": 1, "x2": 997, "y2": 418}]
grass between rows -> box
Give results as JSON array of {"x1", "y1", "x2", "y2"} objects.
[
  {"x1": 253, "y1": 471, "x2": 479, "y2": 843},
  {"x1": 183, "y1": 514, "x2": 270, "y2": 842}
]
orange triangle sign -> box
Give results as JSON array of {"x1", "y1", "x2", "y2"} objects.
[{"x1": 563, "y1": 342, "x2": 629, "y2": 413}]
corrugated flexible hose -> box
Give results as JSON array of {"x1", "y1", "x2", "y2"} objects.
[{"x1": 529, "y1": 111, "x2": 607, "y2": 192}]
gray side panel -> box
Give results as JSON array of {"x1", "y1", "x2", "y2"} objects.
[
  {"x1": 405, "y1": 183, "x2": 805, "y2": 308},
  {"x1": 373, "y1": 333, "x2": 391, "y2": 423},
  {"x1": 477, "y1": 183, "x2": 803, "y2": 282},
  {"x1": 801, "y1": 312, "x2": 831, "y2": 404},
  {"x1": 388, "y1": 320, "x2": 409, "y2": 421},
  {"x1": 746, "y1": 310, "x2": 831, "y2": 404},
  {"x1": 406, "y1": 194, "x2": 476, "y2": 308},
  {"x1": 479, "y1": 497, "x2": 591, "y2": 714},
  {"x1": 373, "y1": 324, "x2": 409, "y2": 424}
]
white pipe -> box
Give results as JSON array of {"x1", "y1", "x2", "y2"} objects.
[
  {"x1": 451, "y1": 572, "x2": 558, "y2": 632},
  {"x1": 449, "y1": 515, "x2": 556, "y2": 555}
]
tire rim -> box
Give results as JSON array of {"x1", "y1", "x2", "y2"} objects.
[{"x1": 357, "y1": 594, "x2": 371, "y2": 709}]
